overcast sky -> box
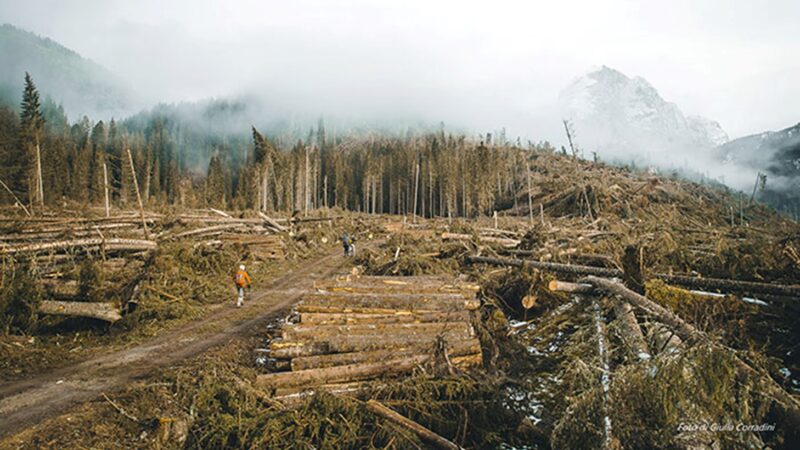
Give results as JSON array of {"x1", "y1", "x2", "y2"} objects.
[{"x1": 0, "y1": 0, "x2": 798, "y2": 142}]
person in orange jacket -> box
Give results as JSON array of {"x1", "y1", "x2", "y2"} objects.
[{"x1": 233, "y1": 264, "x2": 251, "y2": 307}]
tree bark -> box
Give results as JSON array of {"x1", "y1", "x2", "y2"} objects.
[
  {"x1": 613, "y1": 301, "x2": 650, "y2": 361},
  {"x1": 299, "y1": 310, "x2": 471, "y2": 325},
  {"x1": 258, "y1": 211, "x2": 287, "y2": 231},
  {"x1": 282, "y1": 321, "x2": 474, "y2": 341},
  {"x1": 441, "y1": 233, "x2": 520, "y2": 248},
  {"x1": 291, "y1": 339, "x2": 481, "y2": 371},
  {"x1": 297, "y1": 293, "x2": 480, "y2": 314},
  {"x1": 257, "y1": 355, "x2": 429, "y2": 389},
  {"x1": 3, "y1": 238, "x2": 157, "y2": 255},
  {"x1": 270, "y1": 332, "x2": 473, "y2": 359}
]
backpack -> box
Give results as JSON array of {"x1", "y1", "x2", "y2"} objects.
[{"x1": 234, "y1": 271, "x2": 247, "y2": 287}]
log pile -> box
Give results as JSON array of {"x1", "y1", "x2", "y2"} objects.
[{"x1": 257, "y1": 275, "x2": 483, "y2": 397}]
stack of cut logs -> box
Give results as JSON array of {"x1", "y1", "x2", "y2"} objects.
[{"x1": 257, "y1": 275, "x2": 483, "y2": 399}]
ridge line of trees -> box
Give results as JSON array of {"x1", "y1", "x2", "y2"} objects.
[{"x1": 0, "y1": 73, "x2": 557, "y2": 216}]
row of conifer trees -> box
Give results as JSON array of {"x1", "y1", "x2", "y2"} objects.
[{"x1": 0, "y1": 73, "x2": 555, "y2": 216}]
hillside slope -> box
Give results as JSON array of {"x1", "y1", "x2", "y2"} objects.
[{"x1": 0, "y1": 23, "x2": 132, "y2": 118}]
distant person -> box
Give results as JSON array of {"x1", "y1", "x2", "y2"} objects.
[
  {"x1": 233, "y1": 264, "x2": 251, "y2": 307},
  {"x1": 342, "y1": 232, "x2": 351, "y2": 256}
]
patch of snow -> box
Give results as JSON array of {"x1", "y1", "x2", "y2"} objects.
[{"x1": 742, "y1": 297, "x2": 769, "y2": 306}]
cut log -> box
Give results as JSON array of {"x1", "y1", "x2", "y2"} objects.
[
  {"x1": 2, "y1": 238, "x2": 157, "y2": 256},
  {"x1": 291, "y1": 339, "x2": 481, "y2": 371},
  {"x1": 282, "y1": 321, "x2": 474, "y2": 341},
  {"x1": 314, "y1": 279, "x2": 480, "y2": 295},
  {"x1": 297, "y1": 293, "x2": 479, "y2": 314},
  {"x1": 469, "y1": 255, "x2": 622, "y2": 277},
  {"x1": 270, "y1": 331, "x2": 472, "y2": 358},
  {"x1": 656, "y1": 273, "x2": 800, "y2": 298},
  {"x1": 258, "y1": 211, "x2": 288, "y2": 232},
  {"x1": 441, "y1": 232, "x2": 519, "y2": 248},
  {"x1": 208, "y1": 208, "x2": 231, "y2": 218},
  {"x1": 548, "y1": 280, "x2": 595, "y2": 293},
  {"x1": 299, "y1": 310, "x2": 471, "y2": 325},
  {"x1": 366, "y1": 400, "x2": 461, "y2": 450},
  {"x1": 38, "y1": 300, "x2": 122, "y2": 323},
  {"x1": 274, "y1": 381, "x2": 378, "y2": 402},
  {"x1": 256, "y1": 355, "x2": 429, "y2": 389}
]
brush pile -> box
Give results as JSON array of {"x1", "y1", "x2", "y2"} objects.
[{"x1": 0, "y1": 209, "x2": 292, "y2": 331}]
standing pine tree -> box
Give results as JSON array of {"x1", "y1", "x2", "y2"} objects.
[
  {"x1": 205, "y1": 152, "x2": 227, "y2": 208},
  {"x1": 19, "y1": 73, "x2": 45, "y2": 208}
]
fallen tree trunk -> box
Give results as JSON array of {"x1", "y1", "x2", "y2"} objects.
[
  {"x1": 656, "y1": 273, "x2": 800, "y2": 298},
  {"x1": 366, "y1": 400, "x2": 461, "y2": 450},
  {"x1": 259, "y1": 211, "x2": 288, "y2": 232},
  {"x1": 612, "y1": 301, "x2": 650, "y2": 361},
  {"x1": 163, "y1": 223, "x2": 261, "y2": 241},
  {"x1": 580, "y1": 276, "x2": 702, "y2": 343},
  {"x1": 257, "y1": 355, "x2": 429, "y2": 389},
  {"x1": 282, "y1": 321, "x2": 474, "y2": 341},
  {"x1": 442, "y1": 232, "x2": 520, "y2": 248},
  {"x1": 38, "y1": 300, "x2": 122, "y2": 323},
  {"x1": 469, "y1": 255, "x2": 800, "y2": 297},
  {"x1": 274, "y1": 381, "x2": 378, "y2": 402},
  {"x1": 299, "y1": 310, "x2": 471, "y2": 325},
  {"x1": 3, "y1": 238, "x2": 157, "y2": 255},
  {"x1": 291, "y1": 339, "x2": 482, "y2": 371},
  {"x1": 270, "y1": 332, "x2": 472, "y2": 358},
  {"x1": 469, "y1": 255, "x2": 621, "y2": 277},
  {"x1": 581, "y1": 276, "x2": 800, "y2": 414}
]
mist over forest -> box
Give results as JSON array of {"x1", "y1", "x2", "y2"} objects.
[{"x1": 0, "y1": 1, "x2": 798, "y2": 216}]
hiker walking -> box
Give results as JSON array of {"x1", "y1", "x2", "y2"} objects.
[{"x1": 233, "y1": 264, "x2": 251, "y2": 307}]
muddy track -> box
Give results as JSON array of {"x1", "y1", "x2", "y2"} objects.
[{"x1": 0, "y1": 245, "x2": 351, "y2": 439}]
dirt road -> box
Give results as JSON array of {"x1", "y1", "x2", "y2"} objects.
[{"x1": 0, "y1": 245, "x2": 350, "y2": 439}]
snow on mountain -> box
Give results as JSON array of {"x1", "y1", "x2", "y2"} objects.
[{"x1": 559, "y1": 66, "x2": 728, "y2": 165}]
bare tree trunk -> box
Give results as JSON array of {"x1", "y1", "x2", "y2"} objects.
[
  {"x1": 323, "y1": 175, "x2": 328, "y2": 208},
  {"x1": 103, "y1": 163, "x2": 110, "y2": 218},
  {"x1": 35, "y1": 141, "x2": 44, "y2": 207},
  {"x1": 126, "y1": 148, "x2": 149, "y2": 239},
  {"x1": 527, "y1": 161, "x2": 533, "y2": 225},
  {"x1": 38, "y1": 300, "x2": 122, "y2": 323},
  {"x1": 304, "y1": 145, "x2": 310, "y2": 216},
  {"x1": 412, "y1": 162, "x2": 420, "y2": 222}
]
